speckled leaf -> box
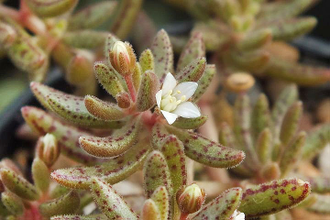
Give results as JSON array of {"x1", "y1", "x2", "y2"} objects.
[
  {"x1": 51, "y1": 138, "x2": 151, "y2": 189},
  {"x1": 256, "y1": 128, "x2": 273, "y2": 164},
  {"x1": 51, "y1": 214, "x2": 108, "y2": 220},
  {"x1": 136, "y1": 71, "x2": 159, "y2": 112},
  {"x1": 302, "y1": 124, "x2": 330, "y2": 160},
  {"x1": 239, "y1": 178, "x2": 311, "y2": 217},
  {"x1": 68, "y1": 1, "x2": 117, "y2": 30},
  {"x1": 21, "y1": 106, "x2": 101, "y2": 164},
  {"x1": 143, "y1": 151, "x2": 173, "y2": 197},
  {"x1": 79, "y1": 117, "x2": 140, "y2": 158},
  {"x1": 0, "y1": 198, "x2": 10, "y2": 217},
  {"x1": 265, "y1": 56, "x2": 330, "y2": 86},
  {"x1": 84, "y1": 95, "x2": 125, "y2": 121},
  {"x1": 172, "y1": 115, "x2": 207, "y2": 129},
  {"x1": 251, "y1": 94, "x2": 271, "y2": 141},
  {"x1": 166, "y1": 126, "x2": 245, "y2": 168},
  {"x1": 302, "y1": 176, "x2": 330, "y2": 194},
  {"x1": 94, "y1": 62, "x2": 126, "y2": 98},
  {"x1": 0, "y1": 168, "x2": 40, "y2": 200},
  {"x1": 237, "y1": 29, "x2": 272, "y2": 51},
  {"x1": 26, "y1": 0, "x2": 77, "y2": 18},
  {"x1": 30, "y1": 82, "x2": 123, "y2": 128},
  {"x1": 90, "y1": 177, "x2": 138, "y2": 219},
  {"x1": 280, "y1": 101, "x2": 303, "y2": 146},
  {"x1": 151, "y1": 122, "x2": 170, "y2": 149},
  {"x1": 191, "y1": 64, "x2": 216, "y2": 102},
  {"x1": 192, "y1": 187, "x2": 242, "y2": 219},
  {"x1": 39, "y1": 190, "x2": 80, "y2": 217},
  {"x1": 271, "y1": 84, "x2": 298, "y2": 141},
  {"x1": 151, "y1": 29, "x2": 174, "y2": 82},
  {"x1": 63, "y1": 31, "x2": 108, "y2": 49},
  {"x1": 132, "y1": 62, "x2": 142, "y2": 91},
  {"x1": 1, "y1": 191, "x2": 24, "y2": 216},
  {"x1": 50, "y1": 185, "x2": 70, "y2": 199},
  {"x1": 151, "y1": 186, "x2": 169, "y2": 220},
  {"x1": 32, "y1": 158, "x2": 50, "y2": 193},
  {"x1": 219, "y1": 122, "x2": 240, "y2": 150},
  {"x1": 141, "y1": 199, "x2": 161, "y2": 220},
  {"x1": 177, "y1": 32, "x2": 205, "y2": 72},
  {"x1": 176, "y1": 57, "x2": 206, "y2": 83},
  {"x1": 307, "y1": 194, "x2": 330, "y2": 214},
  {"x1": 139, "y1": 49, "x2": 154, "y2": 73}
]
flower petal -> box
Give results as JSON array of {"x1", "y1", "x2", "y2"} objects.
[
  {"x1": 155, "y1": 90, "x2": 162, "y2": 107},
  {"x1": 173, "y1": 102, "x2": 201, "y2": 118},
  {"x1": 173, "y1": 82, "x2": 198, "y2": 100},
  {"x1": 162, "y1": 73, "x2": 177, "y2": 95},
  {"x1": 161, "y1": 110, "x2": 178, "y2": 125}
]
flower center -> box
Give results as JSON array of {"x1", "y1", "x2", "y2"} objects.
[{"x1": 160, "y1": 89, "x2": 186, "y2": 112}]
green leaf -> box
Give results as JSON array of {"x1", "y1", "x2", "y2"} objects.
[
  {"x1": 90, "y1": 177, "x2": 138, "y2": 219},
  {"x1": 303, "y1": 176, "x2": 330, "y2": 194},
  {"x1": 30, "y1": 82, "x2": 123, "y2": 129},
  {"x1": 51, "y1": 214, "x2": 108, "y2": 220},
  {"x1": 139, "y1": 49, "x2": 154, "y2": 73},
  {"x1": 151, "y1": 122, "x2": 170, "y2": 149},
  {"x1": 191, "y1": 64, "x2": 216, "y2": 102},
  {"x1": 251, "y1": 94, "x2": 271, "y2": 141},
  {"x1": 151, "y1": 29, "x2": 174, "y2": 82},
  {"x1": 0, "y1": 198, "x2": 10, "y2": 217},
  {"x1": 172, "y1": 115, "x2": 207, "y2": 129},
  {"x1": 176, "y1": 57, "x2": 206, "y2": 83},
  {"x1": 237, "y1": 28, "x2": 272, "y2": 51},
  {"x1": 26, "y1": 0, "x2": 77, "y2": 17},
  {"x1": 141, "y1": 199, "x2": 161, "y2": 220},
  {"x1": 143, "y1": 151, "x2": 173, "y2": 197},
  {"x1": 166, "y1": 126, "x2": 245, "y2": 168},
  {"x1": 1, "y1": 191, "x2": 24, "y2": 216},
  {"x1": 136, "y1": 71, "x2": 159, "y2": 112},
  {"x1": 84, "y1": 95, "x2": 125, "y2": 121},
  {"x1": 39, "y1": 190, "x2": 80, "y2": 217},
  {"x1": 256, "y1": 128, "x2": 272, "y2": 164},
  {"x1": 51, "y1": 138, "x2": 151, "y2": 189},
  {"x1": 68, "y1": 1, "x2": 117, "y2": 30},
  {"x1": 0, "y1": 168, "x2": 40, "y2": 201},
  {"x1": 177, "y1": 32, "x2": 205, "y2": 72},
  {"x1": 132, "y1": 62, "x2": 142, "y2": 91},
  {"x1": 63, "y1": 31, "x2": 108, "y2": 49},
  {"x1": 79, "y1": 117, "x2": 140, "y2": 158},
  {"x1": 32, "y1": 158, "x2": 50, "y2": 193},
  {"x1": 192, "y1": 187, "x2": 242, "y2": 219},
  {"x1": 21, "y1": 106, "x2": 101, "y2": 164},
  {"x1": 239, "y1": 178, "x2": 311, "y2": 217},
  {"x1": 151, "y1": 186, "x2": 169, "y2": 220}
]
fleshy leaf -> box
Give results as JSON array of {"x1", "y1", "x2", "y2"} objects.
[
  {"x1": 151, "y1": 186, "x2": 170, "y2": 220},
  {"x1": 166, "y1": 126, "x2": 245, "y2": 168},
  {"x1": 191, "y1": 64, "x2": 216, "y2": 102},
  {"x1": 39, "y1": 190, "x2": 80, "y2": 217},
  {"x1": 151, "y1": 122, "x2": 170, "y2": 149},
  {"x1": 30, "y1": 82, "x2": 123, "y2": 129},
  {"x1": 26, "y1": 0, "x2": 77, "y2": 17},
  {"x1": 176, "y1": 57, "x2": 206, "y2": 83},
  {"x1": 141, "y1": 199, "x2": 161, "y2": 220},
  {"x1": 303, "y1": 176, "x2": 330, "y2": 194},
  {"x1": 237, "y1": 28, "x2": 272, "y2": 51},
  {"x1": 192, "y1": 187, "x2": 242, "y2": 219},
  {"x1": 132, "y1": 62, "x2": 142, "y2": 91},
  {"x1": 143, "y1": 151, "x2": 173, "y2": 198},
  {"x1": 239, "y1": 178, "x2": 311, "y2": 217},
  {"x1": 151, "y1": 29, "x2": 174, "y2": 82},
  {"x1": 51, "y1": 214, "x2": 108, "y2": 220},
  {"x1": 21, "y1": 106, "x2": 101, "y2": 164},
  {"x1": 79, "y1": 117, "x2": 140, "y2": 158},
  {"x1": 51, "y1": 138, "x2": 151, "y2": 189},
  {"x1": 177, "y1": 32, "x2": 205, "y2": 72},
  {"x1": 94, "y1": 61, "x2": 126, "y2": 99},
  {"x1": 84, "y1": 95, "x2": 125, "y2": 121},
  {"x1": 32, "y1": 158, "x2": 50, "y2": 193},
  {"x1": 172, "y1": 115, "x2": 207, "y2": 129},
  {"x1": 68, "y1": 1, "x2": 117, "y2": 30},
  {"x1": 256, "y1": 128, "x2": 272, "y2": 164},
  {"x1": 90, "y1": 177, "x2": 138, "y2": 219},
  {"x1": 0, "y1": 168, "x2": 40, "y2": 201},
  {"x1": 63, "y1": 30, "x2": 108, "y2": 49},
  {"x1": 136, "y1": 71, "x2": 159, "y2": 112},
  {"x1": 1, "y1": 191, "x2": 24, "y2": 216},
  {"x1": 251, "y1": 94, "x2": 271, "y2": 141},
  {"x1": 139, "y1": 49, "x2": 154, "y2": 73}
]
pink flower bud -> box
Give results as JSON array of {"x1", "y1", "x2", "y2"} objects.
[
  {"x1": 36, "y1": 134, "x2": 60, "y2": 167},
  {"x1": 109, "y1": 41, "x2": 136, "y2": 76},
  {"x1": 176, "y1": 183, "x2": 206, "y2": 214}
]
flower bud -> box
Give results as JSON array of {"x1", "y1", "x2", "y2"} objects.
[
  {"x1": 109, "y1": 41, "x2": 136, "y2": 76},
  {"x1": 225, "y1": 72, "x2": 255, "y2": 93},
  {"x1": 36, "y1": 133, "x2": 60, "y2": 167},
  {"x1": 176, "y1": 183, "x2": 206, "y2": 214}
]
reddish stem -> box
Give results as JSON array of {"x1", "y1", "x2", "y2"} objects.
[
  {"x1": 124, "y1": 74, "x2": 136, "y2": 102},
  {"x1": 180, "y1": 213, "x2": 189, "y2": 220}
]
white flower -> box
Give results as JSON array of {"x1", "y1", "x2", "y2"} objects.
[
  {"x1": 230, "y1": 210, "x2": 245, "y2": 220},
  {"x1": 155, "y1": 72, "x2": 201, "y2": 124}
]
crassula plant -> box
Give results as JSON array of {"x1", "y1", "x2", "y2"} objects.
[
  {"x1": 0, "y1": 0, "x2": 142, "y2": 94},
  {"x1": 166, "y1": 0, "x2": 330, "y2": 86}
]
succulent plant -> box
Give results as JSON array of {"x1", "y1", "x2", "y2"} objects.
[
  {"x1": 165, "y1": 0, "x2": 330, "y2": 86},
  {"x1": 0, "y1": 0, "x2": 142, "y2": 94}
]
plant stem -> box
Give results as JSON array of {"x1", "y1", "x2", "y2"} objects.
[
  {"x1": 125, "y1": 74, "x2": 136, "y2": 102},
  {"x1": 0, "y1": 5, "x2": 20, "y2": 21},
  {"x1": 180, "y1": 213, "x2": 189, "y2": 220}
]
